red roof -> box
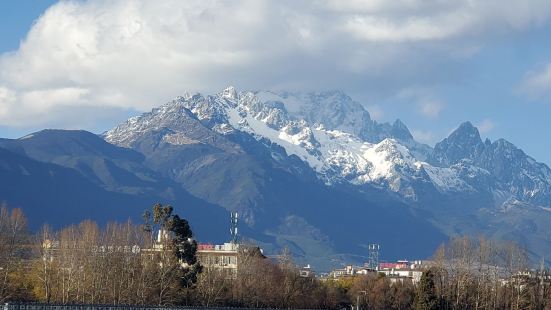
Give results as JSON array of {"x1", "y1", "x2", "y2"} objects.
[{"x1": 198, "y1": 243, "x2": 214, "y2": 250}]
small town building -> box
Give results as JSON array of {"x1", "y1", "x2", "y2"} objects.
[
  {"x1": 299, "y1": 264, "x2": 316, "y2": 277},
  {"x1": 196, "y1": 242, "x2": 239, "y2": 271}
]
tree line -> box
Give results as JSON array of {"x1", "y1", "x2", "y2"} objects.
[
  {"x1": 424, "y1": 236, "x2": 551, "y2": 310},
  {"x1": 0, "y1": 203, "x2": 550, "y2": 309}
]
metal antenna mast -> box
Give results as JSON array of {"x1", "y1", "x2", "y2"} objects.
[
  {"x1": 230, "y1": 211, "x2": 239, "y2": 244},
  {"x1": 368, "y1": 244, "x2": 380, "y2": 270}
]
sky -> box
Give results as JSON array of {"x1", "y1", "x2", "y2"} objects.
[{"x1": 1, "y1": 0, "x2": 551, "y2": 165}]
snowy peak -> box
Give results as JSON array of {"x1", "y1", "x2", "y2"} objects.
[
  {"x1": 476, "y1": 138, "x2": 551, "y2": 205},
  {"x1": 430, "y1": 121, "x2": 485, "y2": 167},
  {"x1": 254, "y1": 90, "x2": 375, "y2": 139},
  {"x1": 426, "y1": 121, "x2": 551, "y2": 205},
  {"x1": 103, "y1": 96, "x2": 241, "y2": 153},
  {"x1": 105, "y1": 87, "x2": 434, "y2": 193},
  {"x1": 104, "y1": 87, "x2": 551, "y2": 209},
  {"x1": 221, "y1": 86, "x2": 238, "y2": 100},
  {"x1": 252, "y1": 90, "x2": 423, "y2": 146}
]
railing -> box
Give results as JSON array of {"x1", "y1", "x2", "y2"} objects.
[{"x1": 2, "y1": 304, "x2": 299, "y2": 310}]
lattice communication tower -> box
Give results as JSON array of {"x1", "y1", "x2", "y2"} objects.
[{"x1": 368, "y1": 244, "x2": 380, "y2": 269}]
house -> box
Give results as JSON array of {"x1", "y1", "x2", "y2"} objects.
[
  {"x1": 377, "y1": 260, "x2": 427, "y2": 285},
  {"x1": 196, "y1": 242, "x2": 239, "y2": 271},
  {"x1": 378, "y1": 268, "x2": 423, "y2": 285},
  {"x1": 300, "y1": 264, "x2": 316, "y2": 277}
]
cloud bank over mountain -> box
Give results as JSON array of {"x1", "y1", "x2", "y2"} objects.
[{"x1": 2, "y1": 0, "x2": 551, "y2": 128}]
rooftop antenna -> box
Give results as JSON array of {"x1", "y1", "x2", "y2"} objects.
[
  {"x1": 230, "y1": 211, "x2": 239, "y2": 244},
  {"x1": 368, "y1": 244, "x2": 380, "y2": 270},
  {"x1": 540, "y1": 256, "x2": 545, "y2": 302}
]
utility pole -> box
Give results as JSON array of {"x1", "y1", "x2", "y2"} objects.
[
  {"x1": 230, "y1": 211, "x2": 238, "y2": 244},
  {"x1": 357, "y1": 290, "x2": 366, "y2": 310},
  {"x1": 540, "y1": 256, "x2": 545, "y2": 306}
]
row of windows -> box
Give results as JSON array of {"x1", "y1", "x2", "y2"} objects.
[{"x1": 200, "y1": 255, "x2": 237, "y2": 266}]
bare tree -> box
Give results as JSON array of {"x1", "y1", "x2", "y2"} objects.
[
  {"x1": 32, "y1": 224, "x2": 56, "y2": 303},
  {"x1": 195, "y1": 268, "x2": 231, "y2": 306},
  {"x1": 0, "y1": 206, "x2": 29, "y2": 302}
]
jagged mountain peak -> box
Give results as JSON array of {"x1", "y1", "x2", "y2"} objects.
[
  {"x1": 391, "y1": 119, "x2": 413, "y2": 141},
  {"x1": 160, "y1": 87, "x2": 422, "y2": 146},
  {"x1": 450, "y1": 121, "x2": 482, "y2": 142},
  {"x1": 104, "y1": 88, "x2": 454, "y2": 200},
  {"x1": 247, "y1": 89, "x2": 424, "y2": 145},
  {"x1": 221, "y1": 86, "x2": 238, "y2": 100},
  {"x1": 253, "y1": 89, "x2": 373, "y2": 133},
  {"x1": 105, "y1": 88, "x2": 551, "y2": 210},
  {"x1": 80, "y1": 87, "x2": 551, "y2": 263},
  {"x1": 426, "y1": 122, "x2": 551, "y2": 205},
  {"x1": 492, "y1": 138, "x2": 517, "y2": 150},
  {"x1": 430, "y1": 121, "x2": 485, "y2": 167},
  {"x1": 480, "y1": 140, "x2": 551, "y2": 205}
]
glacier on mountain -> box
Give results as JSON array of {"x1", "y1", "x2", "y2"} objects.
[{"x1": 105, "y1": 86, "x2": 551, "y2": 207}]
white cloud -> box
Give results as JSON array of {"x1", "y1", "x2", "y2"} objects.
[
  {"x1": 411, "y1": 129, "x2": 436, "y2": 144},
  {"x1": 0, "y1": 87, "x2": 16, "y2": 118},
  {"x1": 477, "y1": 119, "x2": 496, "y2": 134},
  {"x1": 519, "y1": 63, "x2": 551, "y2": 99},
  {"x1": 1, "y1": 0, "x2": 551, "y2": 129},
  {"x1": 397, "y1": 87, "x2": 445, "y2": 119},
  {"x1": 344, "y1": 14, "x2": 469, "y2": 42},
  {"x1": 21, "y1": 88, "x2": 90, "y2": 110},
  {"x1": 366, "y1": 104, "x2": 384, "y2": 121},
  {"x1": 331, "y1": 0, "x2": 551, "y2": 42},
  {"x1": 419, "y1": 100, "x2": 444, "y2": 119}
]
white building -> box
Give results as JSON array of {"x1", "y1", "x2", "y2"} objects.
[{"x1": 197, "y1": 242, "x2": 239, "y2": 271}]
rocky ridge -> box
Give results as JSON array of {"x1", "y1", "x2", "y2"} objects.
[{"x1": 106, "y1": 87, "x2": 551, "y2": 210}]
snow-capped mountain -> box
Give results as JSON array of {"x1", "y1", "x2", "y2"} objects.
[
  {"x1": 430, "y1": 122, "x2": 551, "y2": 206},
  {"x1": 106, "y1": 87, "x2": 466, "y2": 198},
  {"x1": 3, "y1": 86, "x2": 551, "y2": 269},
  {"x1": 110, "y1": 87, "x2": 543, "y2": 204},
  {"x1": 102, "y1": 86, "x2": 551, "y2": 264}
]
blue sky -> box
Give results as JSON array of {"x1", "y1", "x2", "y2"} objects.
[
  {"x1": 1, "y1": 1, "x2": 551, "y2": 165},
  {"x1": 0, "y1": 1, "x2": 57, "y2": 52}
]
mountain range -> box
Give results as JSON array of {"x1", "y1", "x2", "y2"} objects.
[{"x1": 1, "y1": 87, "x2": 550, "y2": 270}]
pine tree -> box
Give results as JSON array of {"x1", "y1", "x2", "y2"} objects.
[
  {"x1": 143, "y1": 203, "x2": 202, "y2": 303},
  {"x1": 170, "y1": 214, "x2": 202, "y2": 288},
  {"x1": 415, "y1": 268, "x2": 438, "y2": 310}
]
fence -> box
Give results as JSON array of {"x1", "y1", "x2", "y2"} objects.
[{"x1": 3, "y1": 305, "x2": 297, "y2": 310}]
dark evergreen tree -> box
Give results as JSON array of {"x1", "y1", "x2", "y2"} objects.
[
  {"x1": 170, "y1": 214, "x2": 202, "y2": 288},
  {"x1": 144, "y1": 203, "x2": 202, "y2": 288},
  {"x1": 415, "y1": 268, "x2": 438, "y2": 310}
]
